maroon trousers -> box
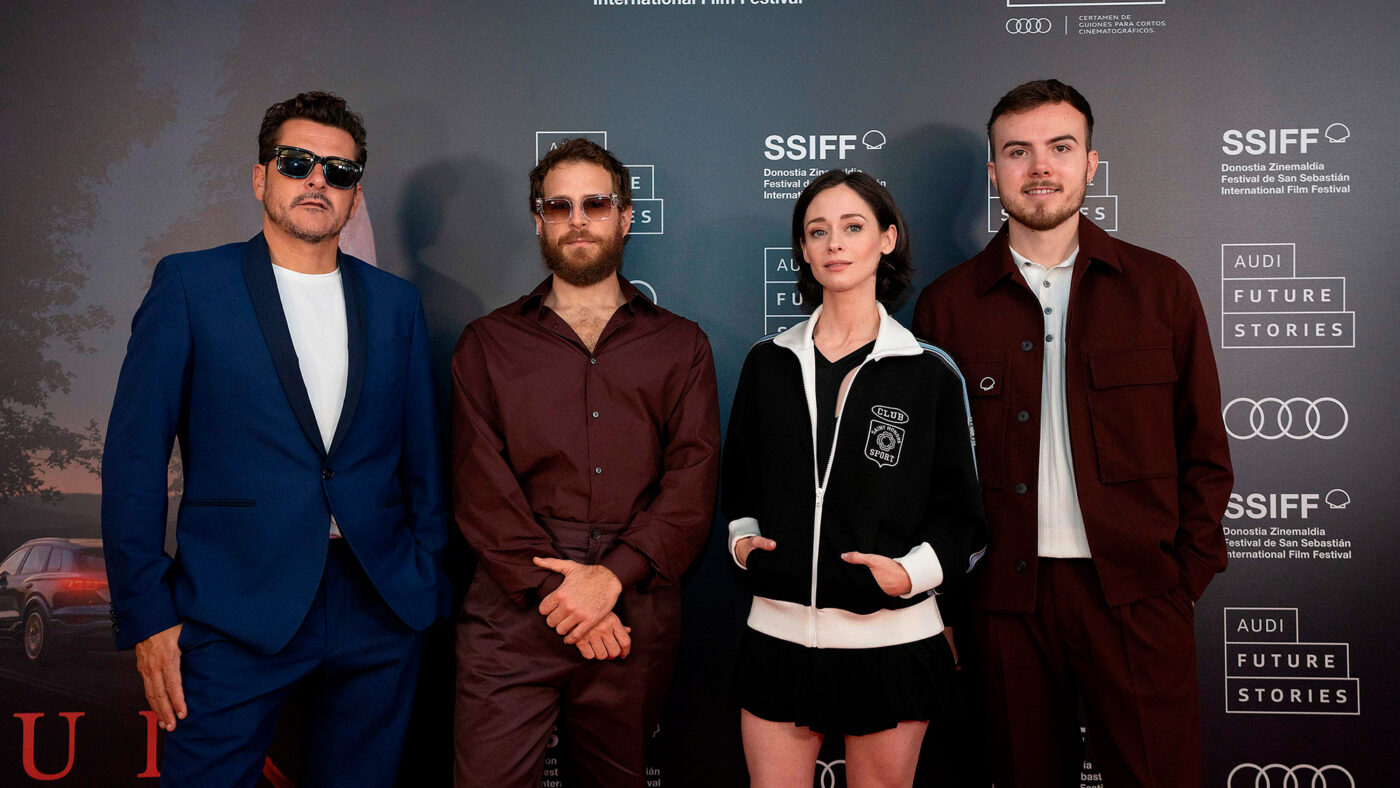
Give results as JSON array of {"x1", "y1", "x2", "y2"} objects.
[
  {"x1": 974, "y1": 559, "x2": 1201, "y2": 788},
  {"x1": 454, "y1": 520, "x2": 680, "y2": 788}
]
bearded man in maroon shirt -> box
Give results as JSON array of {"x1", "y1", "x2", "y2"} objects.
[
  {"x1": 450, "y1": 138, "x2": 720, "y2": 788},
  {"x1": 914, "y1": 80, "x2": 1233, "y2": 787}
]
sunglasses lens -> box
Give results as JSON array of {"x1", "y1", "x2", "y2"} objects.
[
  {"x1": 323, "y1": 159, "x2": 362, "y2": 189},
  {"x1": 581, "y1": 195, "x2": 614, "y2": 221},
  {"x1": 276, "y1": 150, "x2": 315, "y2": 178},
  {"x1": 541, "y1": 198, "x2": 572, "y2": 223}
]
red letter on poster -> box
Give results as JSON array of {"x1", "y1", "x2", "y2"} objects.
[
  {"x1": 138, "y1": 710, "x2": 161, "y2": 778},
  {"x1": 15, "y1": 712, "x2": 84, "y2": 780}
]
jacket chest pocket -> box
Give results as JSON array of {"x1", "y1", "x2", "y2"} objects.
[
  {"x1": 961, "y1": 359, "x2": 1007, "y2": 490},
  {"x1": 1086, "y1": 347, "x2": 1178, "y2": 483}
]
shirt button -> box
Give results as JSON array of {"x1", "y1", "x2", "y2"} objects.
[
  {"x1": 592, "y1": 411, "x2": 600, "y2": 419},
  {"x1": 589, "y1": 357, "x2": 598, "y2": 365},
  {"x1": 1015, "y1": 560, "x2": 1029, "y2": 573},
  {"x1": 1014, "y1": 482, "x2": 1028, "y2": 494},
  {"x1": 322, "y1": 468, "x2": 335, "y2": 480},
  {"x1": 1016, "y1": 410, "x2": 1030, "y2": 422},
  {"x1": 594, "y1": 467, "x2": 603, "y2": 475},
  {"x1": 1020, "y1": 340, "x2": 1033, "y2": 352},
  {"x1": 1042, "y1": 280, "x2": 1051, "y2": 288},
  {"x1": 1045, "y1": 334, "x2": 1054, "y2": 343},
  {"x1": 1044, "y1": 306, "x2": 1053, "y2": 315}
]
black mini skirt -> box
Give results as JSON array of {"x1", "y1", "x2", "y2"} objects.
[{"x1": 732, "y1": 627, "x2": 957, "y2": 736}]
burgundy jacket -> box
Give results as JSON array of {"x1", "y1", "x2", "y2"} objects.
[{"x1": 913, "y1": 216, "x2": 1232, "y2": 613}]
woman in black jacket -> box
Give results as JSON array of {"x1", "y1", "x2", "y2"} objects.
[{"x1": 725, "y1": 170, "x2": 987, "y2": 787}]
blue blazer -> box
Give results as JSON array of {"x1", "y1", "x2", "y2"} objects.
[{"x1": 102, "y1": 234, "x2": 449, "y2": 654}]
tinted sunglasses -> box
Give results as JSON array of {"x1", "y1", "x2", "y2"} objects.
[
  {"x1": 269, "y1": 145, "x2": 364, "y2": 189},
  {"x1": 534, "y1": 193, "x2": 619, "y2": 224}
]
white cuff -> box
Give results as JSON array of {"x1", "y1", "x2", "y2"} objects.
[
  {"x1": 728, "y1": 517, "x2": 762, "y2": 570},
  {"x1": 892, "y1": 542, "x2": 944, "y2": 598}
]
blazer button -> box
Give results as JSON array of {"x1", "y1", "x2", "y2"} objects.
[
  {"x1": 1020, "y1": 340, "x2": 1033, "y2": 351},
  {"x1": 1016, "y1": 410, "x2": 1030, "y2": 422},
  {"x1": 1014, "y1": 560, "x2": 1029, "y2": 573},
  {"x1": 589, "y1": 528, "x2": 602, "y2": 541},
  {"x1": 322, "y1": 468, "x2": 336, "y2": 480},
  {"x1": 1014, "y1": 482, "x2": 1028, "y2": 494}
]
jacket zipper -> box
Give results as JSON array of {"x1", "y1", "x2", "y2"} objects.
[{"x1": 805, "y1": 356, "x2": 874, "y2": 646}]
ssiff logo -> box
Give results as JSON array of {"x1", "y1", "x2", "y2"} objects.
[{"x1": 865, "y1": 405, "x2": 908, "y2": 469}]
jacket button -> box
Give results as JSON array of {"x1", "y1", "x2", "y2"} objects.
[
  {"x1": 322, "y1": 468, "x2": 335, "y2": 480},
  {"x1": 589, "y1": 357, "x2": 598, "y2": 365},
  {"x1": 1014, "y1": 482, "x2": 1028, "y2": 494},
  {"x1": 589, "y1": 528, "x2": 601, "y2": 541},
  {"x1": 1016, "y1": 410, "x2": 1030, "y2": 422},
  {"x1": 1020, "y1": 340, "x2": 1033, "y2": 351},
  {"x1": 1014, "y1": 560, "x2": 1029, "y2": 573}
]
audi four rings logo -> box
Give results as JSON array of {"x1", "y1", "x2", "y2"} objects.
[
  {"x1": 1006, "y1": 18, "x2": 1052, "y2": 34},
  {"x1": 1223, "y1": 397, "x2": 1349, "y2": 440},
  {"x1": 815, "y1": 759, "x2": 845, "y2": 788},
  {"x1": 1227, "y1": 763, "x2": 1354, "y2": 788}
]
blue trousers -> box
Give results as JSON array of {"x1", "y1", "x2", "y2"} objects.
[{"x1": 161, "y1": 539, "x2": 424, "y2": 787}]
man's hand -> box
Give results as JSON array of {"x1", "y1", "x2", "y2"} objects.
[
  {"x1": 574, "y1": 613, "x2": 632, "y2": 660},
  {"x1": 734, "y1": 535, "x2": 777, "y2": 568},
  {"x1": 533, "y1": 557, "x2": 622, "y2": 644},
  {"x1": 134, "y1": 623, "x2": 186, "y2": 731},
  {"x1": 841, "y1": 551, "x2": 913, "y2": 597}
]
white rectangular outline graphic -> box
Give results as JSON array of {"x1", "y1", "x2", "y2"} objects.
[
  {"x1": 534, "y1": 130, "x2": 608, "y2": 161},
  {"x1": 764, "y1": 246, "x2": 805, "y2": 334},
  {"x1": 625, "y1": 164, "x2": 656, "y2": 199},
  {"x1": 1219, "y1": 243, "x2": 1355, "y2": 349},
  {"x1": 1221, "y1": 277, "x2": 1347, "y2": 313},
  {"x1": 629, "y1": 198, "x2": 665, "y2": 235},
  {"x1": 1222, "y1": 607, "x2": 1360, "y2": 716}
]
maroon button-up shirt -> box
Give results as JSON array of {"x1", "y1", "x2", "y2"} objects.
[
  {"x1": 451, "y1": 276, "x2": 721, "y2": 607},
  {"x1": 915, "y1": 216, "x2": 1232, "y2": 613}
]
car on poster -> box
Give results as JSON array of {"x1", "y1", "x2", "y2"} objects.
[{"x1": 0, "y1": 537, "x2": 112, "y2": 661}]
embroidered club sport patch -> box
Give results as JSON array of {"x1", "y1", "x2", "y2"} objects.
[{"x1": 866, "y1": 405, "x2": 908, "y2": 468}]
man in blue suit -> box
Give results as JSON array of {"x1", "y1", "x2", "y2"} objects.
[{"x1": 101, "y1": 92, "x2": 448, "y2": 786}]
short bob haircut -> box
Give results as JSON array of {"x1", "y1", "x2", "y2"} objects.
[{"x1": 792, "y1": 170, "x2": 912, "y2": 311}]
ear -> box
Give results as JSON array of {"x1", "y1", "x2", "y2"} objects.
[
  {"x1": 986, "y1": 159, "x2": 999, "y2": 194},
  {"x1": 253, "y1": 162, "x2": 267, "y2": 202},
  {"x1": 619, "y1": 204, "x2": 634, "y2": 238},
  {"x1": 1086, "y1": 148, "x2": 1100, "y2": 185},
  {"x1": 533, "y1": 212, "x2": 544, "y2": 237},
  {"x1": 881, "y1": 224, "x2": 898, "y2": 255},
  {"x1": 347, "y1": 183, "x2": 363, "y2": 221}
]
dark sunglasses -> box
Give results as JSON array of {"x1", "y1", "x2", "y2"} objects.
[
  {"x1": 269, "y1": 145, "x2": 364, "y2": 189},
  {"x1": 534, "y1": 193, "x2": 619, "y2": 224}
]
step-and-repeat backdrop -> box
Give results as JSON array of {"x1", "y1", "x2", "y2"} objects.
[{"x1": 3, "y1": 2, "x2": 1395, "y2": 785}]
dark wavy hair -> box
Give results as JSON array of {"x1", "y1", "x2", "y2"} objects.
[
  {"x1": 987, "y1": 78, "x2": 1094, "y2": 149},
  {"x1": 791, "y1": 170, "x2": 912, "y2": 311},
  {"x1": 258, "y1": 92, "x2": 367, "y2": 165},
  {"x1": 528, "y1": 138, "x2": 632, "y2": 210}
]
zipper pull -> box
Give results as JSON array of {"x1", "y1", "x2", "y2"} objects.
[{"x1": 814, "y1": 487, "x2": 825, "y2": 506}]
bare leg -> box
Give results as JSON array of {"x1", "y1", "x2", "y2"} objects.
[
  {"x1": 844, "y1": 720, "x2": 929, "y2": 788},
  {"x1": 741, "y1": 709, "x2": 825, "y2": 788}
]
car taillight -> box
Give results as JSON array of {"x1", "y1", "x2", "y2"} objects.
[{"x1": 63, "y1": 578, "x2": 108, "y2": 591}]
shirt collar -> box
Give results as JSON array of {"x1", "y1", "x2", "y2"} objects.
[
  {"x1": 774, "y1": 301, "x2": 923, "y2": 361},
  {"x1": 975, "y1": 214, "x2": 1123, "y2": 295},
  {"x1": 518, "y1": 274, "x2": 657, "y2": 317}
]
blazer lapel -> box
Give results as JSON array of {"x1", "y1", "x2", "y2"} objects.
[
  {"x1": 327, "y1": 251, "x2": 366, "y2": 458},
  {"x1": 241, "y1": 234, "x2": 328, "y2": 457}
]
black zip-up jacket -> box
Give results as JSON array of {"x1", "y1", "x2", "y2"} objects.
[{"x1": 723, "y1": 306, "x2": 987, "y2": 648}]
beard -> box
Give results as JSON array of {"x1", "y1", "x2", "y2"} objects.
[
  {"x1": 1001, "y1": 178, "x2": 1086, "y2": 232},
  {"x1": 539, "y1": 226, "x2": 625, "y2": 287},
  {"x1": 265, "y1": 193, "x2": 350, "y2": 244}
]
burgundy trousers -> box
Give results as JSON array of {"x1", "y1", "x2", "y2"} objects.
[
  {"x1": 454, "y1": 520, "x2": 680, "y2": 788},
  {"x1": 973, "y1": 559, "x2": 1201, "y2": 788}
]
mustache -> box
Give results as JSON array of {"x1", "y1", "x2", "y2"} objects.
[
  {"x1": 1022, "y1": 180, "x2": 1061, "y2": 191},
  {"x1": 292, "y1": 192, "x2": 330, "y2": 207},
  {"x1": 559, "y1": 230, "x2": 600, "y2": 244}
]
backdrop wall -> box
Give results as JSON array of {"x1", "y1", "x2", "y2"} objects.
[{"x1": 2, "y1": 1, "x2": 1395, "y2": 785}]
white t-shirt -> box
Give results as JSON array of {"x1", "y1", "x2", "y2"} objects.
[{"x1": 271, "y1": 263, "x2": 348, "y2": 537}]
